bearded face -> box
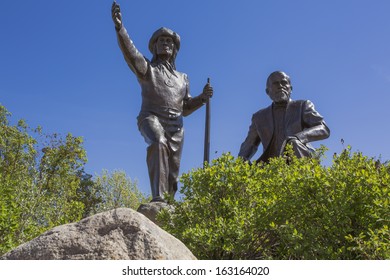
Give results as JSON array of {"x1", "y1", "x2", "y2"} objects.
[{"x1": 266, "y1": 72, "x2": 292, "y2": 104}]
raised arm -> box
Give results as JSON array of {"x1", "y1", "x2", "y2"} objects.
[{"x1": 111, "y1": 1, "x2": 148, "y2": 78}]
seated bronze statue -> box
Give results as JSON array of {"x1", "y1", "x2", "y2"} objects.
[{"x1": 239, "y1": 71, "x2": 330, "y2": 163}]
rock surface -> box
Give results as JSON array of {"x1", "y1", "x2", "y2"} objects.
[
  {"x1": 137, "y1": 201, "x2": 174, "y2": 226},
  {"x1": 1, "y1": 208, "x2": 196, "y2": 260}
]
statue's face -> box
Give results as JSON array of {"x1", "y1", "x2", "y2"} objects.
[
  {"x1": 156, "y1": 36, "x2": 174, "y2": 58},
  {"x1": 266, "y1": 73, "x2": 292, "y2": 103}
]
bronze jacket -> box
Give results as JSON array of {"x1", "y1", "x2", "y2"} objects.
[{"x1": 238, "y1": 100, "x2": 330, "y2": 161}]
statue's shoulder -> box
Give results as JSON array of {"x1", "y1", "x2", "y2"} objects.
[
  {"x1": 252, "y1": 104, "x2": 272, "y2": 120},
  {"x1": 177, "y1": 71, "x2": 189, "y2": 84},
  {"x1": 179, "y1": 71, "x2": 188, "y2": 78},
  {"x1": 255, "y1": 104, "x2": 272, "y2": 115},
  {"x1": 293, "y1": 99, "x2": 317, "y2": 110},
  {"x1": 288, "y1": 99, "x2": 309, "y2": 110}
]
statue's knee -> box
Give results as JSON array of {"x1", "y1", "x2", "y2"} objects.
[
  {"x1": 287, "y1": 138, "x2": 312, "y2": 158},
  {"x1": 288, "y1": 138, "x2": 300, "y2": 147}
]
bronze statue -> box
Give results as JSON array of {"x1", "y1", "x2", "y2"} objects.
[
  {"x1": 111, "y1": 2, "x2": 213, "y2": 202},
  {"x1": 239, "y1": 71, "x2": 330, "y2": 163}
]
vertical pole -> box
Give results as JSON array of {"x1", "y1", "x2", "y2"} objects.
[{"x1": 203, "y1": 78, "x2": 211, "y2": 165}]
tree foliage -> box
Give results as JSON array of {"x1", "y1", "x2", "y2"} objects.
[
  {"x1": 89, "y1": 170, "x2": 149, "y2": 215},
  {"x1": 160, "y1": 146, "x2": 390, "y2": 259},
  {"x1": 0, "y1": 104, "x2": 150, "y2": 256},
  {"x1": 0, "y1": 105, "x2": 89, "y2": 254}
]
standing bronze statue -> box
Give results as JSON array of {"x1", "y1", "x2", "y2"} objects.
[
  {"x1": 239, "y1": 71, "x2": 330, "y2": 163},
  {"x1": 111, "y1": 2, "x2": 213, "y2": 202}
]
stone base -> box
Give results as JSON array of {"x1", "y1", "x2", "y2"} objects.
[
  {"x1": 137, "y1": 201, "x2": 174, "y2": 226},
  {"x1": 1, "y1": 208, "x2": 195, "y2": 260}
]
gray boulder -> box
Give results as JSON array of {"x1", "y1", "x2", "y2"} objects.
[
  {"x1": 1, "y1": 208, "x2": 196, "y2": 260},
  {"x1": 137, "y1": 201, "x2": 174, "y2": 226}
]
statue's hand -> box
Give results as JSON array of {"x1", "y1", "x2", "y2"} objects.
[
  {"x1": 111, "y1": 1, "x2": 123, "y2": 30},
  {"x1": 201, "y1": 82, "x2": 213, "y2": 101}
]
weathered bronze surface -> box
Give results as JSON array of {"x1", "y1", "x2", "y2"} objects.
[
  {"x1": 112, "y1": 2, "x2": 213, "y2": 202},
  {"x1": 239, "y1": 71, "x2": 330, "y2": 163}
]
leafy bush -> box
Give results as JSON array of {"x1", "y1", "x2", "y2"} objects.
[{"x1": 159, "y1": 146, "x2": 390, "y2": 259}]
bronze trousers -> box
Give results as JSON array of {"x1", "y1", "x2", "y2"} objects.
[{"x1": 138, "y1": 114, "x2": 183, "y2": 202}]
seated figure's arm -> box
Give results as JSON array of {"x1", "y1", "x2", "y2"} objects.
[
  {"x1": 295, "y1": 100, "x2": 330, "y2": 143},
  {"x1": 238, "y1": 117, "x2": 261, "y2": 161}
]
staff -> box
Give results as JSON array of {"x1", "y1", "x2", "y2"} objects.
[{"x1": 204, "y1": 78, "x2": 211, "y2": 164}]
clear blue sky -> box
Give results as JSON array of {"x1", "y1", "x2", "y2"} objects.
[{"x1": 1, "y1": 0, "x2": 390, "y2": 196}]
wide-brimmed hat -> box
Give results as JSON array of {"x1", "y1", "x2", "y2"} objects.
[{"x1": 148, "y1": 27, "x2": 181, "y2": 54}]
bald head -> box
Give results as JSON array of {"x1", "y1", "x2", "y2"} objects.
[
  {"x1": 266, "y1": 71, "x2": 293, "y2": 104},
  {"x1": 266, "y1": 71, "x2": 291, "y2": 87}
]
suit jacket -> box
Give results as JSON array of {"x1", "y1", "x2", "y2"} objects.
[{"x1": 238, "y1": 99, "x2": 330, "y2": 161}]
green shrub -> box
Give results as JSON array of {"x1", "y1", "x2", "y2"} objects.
[{"x1": 159, "y1": 146, "x2": 390, "y2": 259}]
